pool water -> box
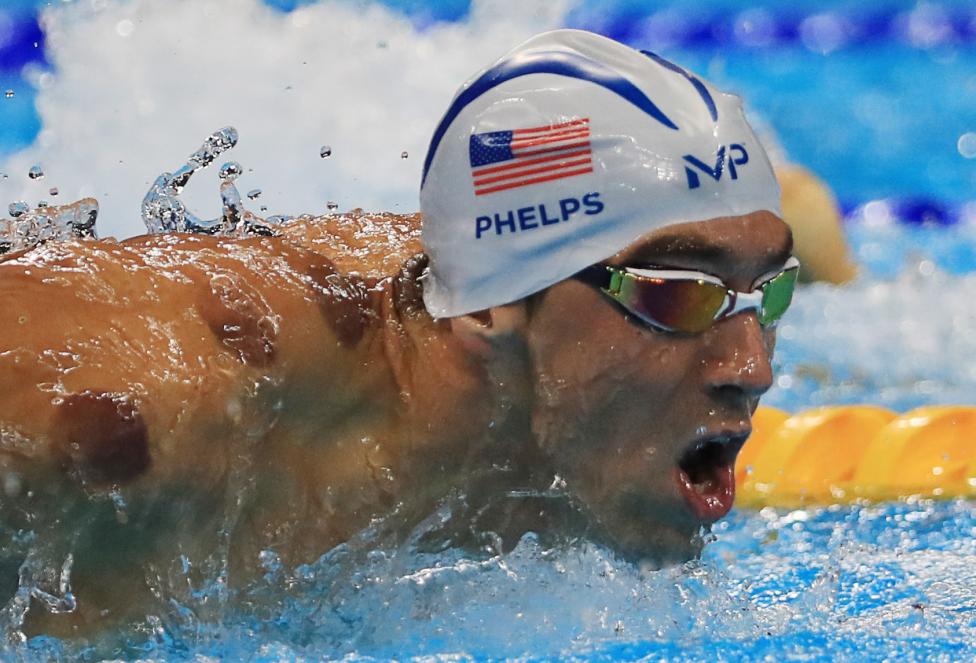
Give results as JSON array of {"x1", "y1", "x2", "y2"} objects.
[
  {"x1": 17, "y1": 488, "x2": 975, "y2": 660},
  {"x1": 1, "y1": 0, "x2": 975, "y2": 660}
]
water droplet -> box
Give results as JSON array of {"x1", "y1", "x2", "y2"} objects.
[
  {"x1": 259, "y1": 205, "x2": 268, "y2": 212},
  {"x1": 320, "y1": 145, "x2": 332, "y2": 158},
  {"x1": 219, "y1": 161, "x2": 242, "y2": 181},
  {"x1": 246, "y1": 188, "x2": 262, "y2": 200},
  {"x1": 400, "y1": 150, "x2": 408, "y2": 159},
  {"x1": 48, "y1": 187, "x2": 59, "y2": 196},
  {"x1": 326, "y1": 201, "x2": 338, "y2": 210},
  {"x1": 187, "y1": 127, "x2": 238, "y2": 171},
  {"x1": 28, "y1": 165, "x2": 44, "y2": 180},
  {"x1": 4, "y1": 90, "x2": 13, "y2": 99},
  {"x1": 8, "y1": 202, "x2": 28, "y2": 218},
  {"x1": 958, "y1": 132, "x2": 976, "y2": 159}
]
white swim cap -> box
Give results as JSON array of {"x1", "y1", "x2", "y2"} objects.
[{"x1": 420, "y1": 29, "x2": 781, "y2": 318}]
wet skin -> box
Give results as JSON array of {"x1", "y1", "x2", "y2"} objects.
[
  {"x1": 525, "y1": 210, "x2": 791, "y2": 562},
  {"x1": 0, "y1": 209, "x2": 790, "y2": 634}
]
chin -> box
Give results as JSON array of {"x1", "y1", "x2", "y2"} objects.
[
  {"x1": 602, "y1": 524, "x2": 705, "y2": 567},
  {"x1": 590, "y1": 495, "x2": 708, "y2": 566}
]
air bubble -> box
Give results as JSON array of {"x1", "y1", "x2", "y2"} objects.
[
  {"x1": 320, "y1": 145, "x2": 332, "y2": 158},
  {"x1": 247, "y1": 188, "x2": 262, "y2": 200},
  {"x1": 8, "y1": 202, "x2": 28, "y2": 218},
  {"x1": 400, "y1": 150, "x2": 408, "y2": 159},
  {"x1": 4, "y1": 90, "x2": 13, "y2": 99},
  {"x1": 28, "y1": 165, "x2": 45, "y2": 180},
  {"x1": 326, "y1": 201, "x2": 338, "y2": 210},
  {"x1": 49, "y1": 187, "x2": 59, "y2": 196}
]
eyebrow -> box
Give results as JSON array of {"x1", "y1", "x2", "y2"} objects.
[{"x1": 617, "y1": 230, "x2": 794, "y2": 274}]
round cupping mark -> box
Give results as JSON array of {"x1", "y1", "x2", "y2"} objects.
[
  {"x1": 54, "y1": 390, "x2": 151, "y2": 484},
  {"x1": 199, "y1": 273, "x2": 278, "y2": 366},
  {"x1": 306, "y1": 260, "x2": 372, "y2": 348}
]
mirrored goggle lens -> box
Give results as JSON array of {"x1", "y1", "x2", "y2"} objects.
[
  {"x1": 617, "y1": 276, "x2": 728, "y2": 333},
  {"x1": 758, "y1": 266, "x2": 799, "y2": 325}
]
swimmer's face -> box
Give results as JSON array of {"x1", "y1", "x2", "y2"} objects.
[{"x1": 525, "y1": 211, "x2": 793, "y2": 563}]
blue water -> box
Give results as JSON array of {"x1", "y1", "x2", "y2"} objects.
[{"x1": 1, "y1": 1, "x2": 976, "y2": 661}]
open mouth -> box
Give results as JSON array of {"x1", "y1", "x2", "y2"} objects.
[{"x1": 674, "y1": 431, "x2": 749, "y2": 521}]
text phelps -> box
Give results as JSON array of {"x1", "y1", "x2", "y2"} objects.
[{"x1": 475, "y1": 192, "x2": 604, "y2": 239}]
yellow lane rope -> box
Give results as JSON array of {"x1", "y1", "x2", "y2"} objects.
[{"x1": 736, "y1": 406, "x2": 976, "y2": 507}]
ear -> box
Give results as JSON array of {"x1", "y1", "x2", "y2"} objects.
[{"x1": 448, "y1": 301, "x2": 530, "y2": 360}]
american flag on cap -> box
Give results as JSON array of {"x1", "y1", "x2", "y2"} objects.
[{"x1": 468, "y1": 118, "x2": 592, "y2": 196}]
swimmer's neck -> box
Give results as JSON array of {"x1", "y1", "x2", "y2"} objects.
[{"x1": 380, "y1": 274, "x2": 567, "y2": 552}]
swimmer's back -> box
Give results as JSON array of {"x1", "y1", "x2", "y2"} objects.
[{"x1": 0, "y1": 216, "x2": 414, "y2": 488}]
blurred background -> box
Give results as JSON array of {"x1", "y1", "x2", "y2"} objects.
[{"x1": 0, "y1": 0, "x2": 974, "y2": 239}]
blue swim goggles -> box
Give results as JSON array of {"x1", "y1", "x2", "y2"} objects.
[{"x1": 575, "y1": 257, "x2": 800, "y2": 334}]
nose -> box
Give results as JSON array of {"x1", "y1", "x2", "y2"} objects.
[{"x1": 700, "y1": 312, "x2": 774, "y2": 403}]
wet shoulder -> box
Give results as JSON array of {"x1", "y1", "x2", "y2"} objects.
[
  {"x1": 120, "y1": 231, "x2": 387, "y2": 354},
  {"x1": 279, "y1": 210, "x2": 422, "y2": 279}
]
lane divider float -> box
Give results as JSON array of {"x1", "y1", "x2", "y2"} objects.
[{"x1": 736, "y1": 405, "x2": 976, "y2": 507}]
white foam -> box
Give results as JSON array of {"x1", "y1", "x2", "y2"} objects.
[{"x1": 0, "y1": 0, "x2": 572, "y2": 239}]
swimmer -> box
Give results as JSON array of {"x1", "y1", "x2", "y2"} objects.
[
  {"x1": 775, "y1": 164, "x2": 857, "y2": 284},
  {"x1": 0, "y1": 30, "x2": 795, "y2": 636}
]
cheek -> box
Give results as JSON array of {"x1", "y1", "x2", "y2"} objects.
[
  {"x1": 532, "y1": 308, "x2": 685, "y2": 408},
  {"x1": 528, "y1": 293, "x2": 691, "y2": 463}
]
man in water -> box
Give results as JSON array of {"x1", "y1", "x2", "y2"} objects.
[{"x1": 0, "y1": 30, "x2": 794, "y2": 634}]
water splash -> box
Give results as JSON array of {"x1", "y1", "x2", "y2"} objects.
[
  {"x1": 140, "y1": 127, "x2": 290, "y2": 238},
  {"x1": 1, "y1": 542, "x2": 76, "y2": 643},
  {"x1": 0, "y1": 197, "x2": 99, "y2": 255},
  {"x1": 140, "y1": 126, "x2": 238, "y2": 234}
]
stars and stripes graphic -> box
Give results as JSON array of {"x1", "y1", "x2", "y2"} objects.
[{"x1": 468, "y1": 118, "x2": 593, "y2": 196}]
